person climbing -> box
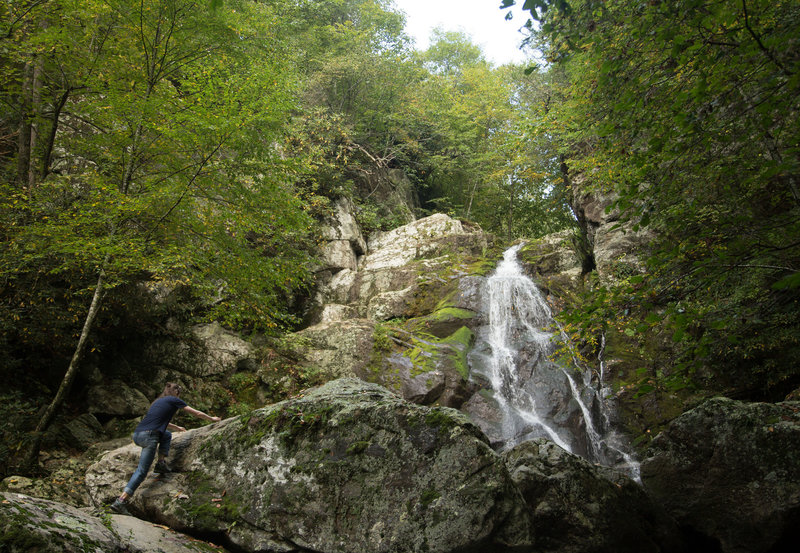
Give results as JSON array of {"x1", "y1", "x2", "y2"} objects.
[{"x1": 110, "y1": 382, "x2": 221, "y2": 515}]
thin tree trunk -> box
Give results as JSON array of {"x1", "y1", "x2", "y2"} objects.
[
  {"x1": 121, "y1": 122, "x2": 143, "y2": 194},
  {"x1": 28, "y1": 53, "x2": 43, "y2": 188},
  {"x1": 21, "y1": 257, "x2": 109, "y2": 472},
  {"x1": 506, "y1": 175, "x2": 515, "y2": 239},
  {"x1": 465, "y1": 179, "x2": 479, "y2": 220},
  {"x1": 40, "y1": 87, "x2": 70, "y2": 180},
  {"x1": 16, "y1": 62, "x2": 33, "y2": 186}
]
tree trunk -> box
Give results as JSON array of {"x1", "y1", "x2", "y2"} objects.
[
  {"x1": 562, "y1": 156, "x2": 596, "y2": 274},
  {"x1": 16, "y1": 62, "x2": 33, "y2": 187},
  {"x1": 40, "y1": 87, "x2": 70, "y2": 180},
  {"x1": 20, "y1": 258, "x2": 109, "y2": 473},
  {"x1": 465, "y1": 179, "x2": 479, "y2": 220},
  {"x1": 506, "y1": 174, "x2": 515, "y2": 239},
  {"x1": 27, "y1": 53, "x2": 43, "y2": 188}
]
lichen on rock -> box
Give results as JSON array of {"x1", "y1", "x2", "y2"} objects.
[{"x1": 85, "y1": 378, "x2": 532, "y2": 553}]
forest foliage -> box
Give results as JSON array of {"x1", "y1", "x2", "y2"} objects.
[
  {"x1": 0, "y1": 1, "x2": 569, "y2": 393},
  {"x1": 509, "y1": 0, "x2": 800, "y2": 399},
  {"x1": 2, "y1": 0, "x2": 799, "y2": 469}
]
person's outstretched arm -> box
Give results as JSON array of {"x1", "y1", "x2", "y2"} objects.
[{"x1": 183, "y1": 405, "x2": 221, "y2": 423}]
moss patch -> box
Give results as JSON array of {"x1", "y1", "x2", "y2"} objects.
[
  {"x1": 383, "y1": 325, "x2": 476, "y2": 383},
  {"x1": 238, "y1": 402, "x2": 337, "y2": 449},
  {"x1": 175, "y1": 471, "x2": 240, "y2": 529}
]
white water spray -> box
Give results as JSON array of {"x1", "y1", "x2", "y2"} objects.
[{"x1": 468, "y1": 244, "x2": 640, "y2": 479}]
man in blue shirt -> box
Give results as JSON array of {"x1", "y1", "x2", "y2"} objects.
[{"x1": 111, "y1": 382, "x2": 220, "y2": 514}]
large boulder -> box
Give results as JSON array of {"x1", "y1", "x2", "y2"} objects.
[
  {"x1": 640, "y1": 397, "x2": 800, "y2": 553},
  {"x1": 87, "y1": 381, "x2": 150, "y2": 418},
  {"x1": 294, "y1": 319, "x2": 376, "y2": 379},
  {"x1": 300, "y1": 214, "x2": 493, "y2": 408},
  {"x1": 314, "y1": 214, "x2": 488, "y2": 324},
  {"x1": 361, "y1": 214, "x2": 480, "y2": 271},
  {"x1": 190, "y1": 322, "x2": 255, "y2": 377},
  {"x1": 504, "y1": 439, "x2": 684, "y2": 553},
  {"x1": 63, "y1": 413, "x2": 107, "y2": 451},
  {"x1": 592, "y1": 223, "x2": 652, "y2": 281},
  {"x1": 0, "y1": 492, "x2": 225, "y2": 552},
  {"x1": 319, "y1": 240, "x2": 358, "y2": 272},
  {"x1": 85, "y1": 378, "x2": 532, "y2": 553},
  {"x1": 369, "y1": 326, "x2": 478, "y2": 408}
]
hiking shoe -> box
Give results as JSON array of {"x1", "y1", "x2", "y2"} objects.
[
  {"x1": 110, "y1": 498, "x2": 131, "y2": 516},
  {"x1": 154, "y1": 460, "x2": 170, "y2": 474}
]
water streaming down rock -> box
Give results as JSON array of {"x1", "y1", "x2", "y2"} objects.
[{"x1": 466, "y1": 244, "x2": 640, "y2": 479}]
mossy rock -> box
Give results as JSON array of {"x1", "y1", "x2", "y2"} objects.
[
  {"x1": 406, "y1": 307, "x2": 479, "y2": 338},
  {"x1": 85, "y1": 379, "x2": 533, "y2": 553}
]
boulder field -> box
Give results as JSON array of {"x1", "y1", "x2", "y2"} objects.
[{"x1": 4, "y1": 379, "x2": 800, "y2": 552}]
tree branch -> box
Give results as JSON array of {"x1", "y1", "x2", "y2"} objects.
[{"x1": 741, "y1": 0, "x2": 793, "y2": 77}]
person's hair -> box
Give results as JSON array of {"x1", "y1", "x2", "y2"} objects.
[{"x1": 159, "y1": 382, "x2": 182, "y2": 398}]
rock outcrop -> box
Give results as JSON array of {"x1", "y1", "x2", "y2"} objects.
[
  {"x1": 87, "y1": 381, "x2": 150, "y2": 418},
  {"x1": 296, "y1": 213, "x2": 495, "y2": 408},
  {"x1": 85, "y1": 378, "x2": 533, "y2": 553},
  {"x1": 318, "y1": 197, "x2": 368, "y2": 273},
  {"x1": 641, "y1": 397, "x2": 800, "y2": 553},
  {"x1": 311, "y1": 213, "x2": 489, "y2": 324},
  {"x1": 568, "y1": 178, "x2": 653, "y2": 283}
]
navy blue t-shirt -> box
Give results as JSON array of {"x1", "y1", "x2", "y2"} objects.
[{"x1": 135, "y1": 396, "x2": 187, "y2": 433}]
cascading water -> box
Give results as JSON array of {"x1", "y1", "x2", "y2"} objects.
[{"x1": 467, "y1": 244, "x2": 640, "y2": 479}]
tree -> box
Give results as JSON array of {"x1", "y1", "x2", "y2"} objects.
[
  {"x1": 515, "y1": 0, "x2": 800, "y2": 397},
  {"x1": 1, "y1": 0, "x2": 314, "y2": 470}
]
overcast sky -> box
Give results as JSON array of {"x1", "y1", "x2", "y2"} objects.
[{"x1": 391, "y1": 0, "x2": 533, "y2": 65}]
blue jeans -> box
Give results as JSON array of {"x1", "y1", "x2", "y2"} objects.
[{"x1": 123, "y1": 429, "x2": 172, "y2": 496}]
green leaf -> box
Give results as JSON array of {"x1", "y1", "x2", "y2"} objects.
[{"x1": 772, "y1": 272, "x2": 800, "y2": 290}]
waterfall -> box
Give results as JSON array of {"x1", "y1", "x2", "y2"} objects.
[{"x1": 467, "y1": 244, "x2": 640, "y2": 479}]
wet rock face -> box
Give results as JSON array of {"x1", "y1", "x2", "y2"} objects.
[
  {"x1": 641, "y1": 397, "x2": 800, "y2": 553},
  {"x1": 85, "y1": 378, "x2": 533, "y2": 553},
  {"x1": 504, "y1": 439, "x2": 684, "y2": 553}
]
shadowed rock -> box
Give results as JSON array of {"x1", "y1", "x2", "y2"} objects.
[
  {"x1": 641, "y1": 397, "x2": 800, "y2": 553},
  {"x1": 505, "y1": 439, "x2": 685, "y2": 553}
]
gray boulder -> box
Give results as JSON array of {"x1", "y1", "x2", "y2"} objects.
[
  {"x1": 87, "y1": 381, "x2": 150, "y2": 418},
  {"x1": 0, "y1": 492, "x2": 225, "y2": 552},
  {"x1": 85, "y1": 378, "x2": 532, "y2": 553},
  {"x1": 64, "y1": 413, "x2": 106, "y2": 451},
  {"x1": 641, "y1": 397, "x2": 800, "y2": 553},
  {"x1": 320, "y1": 197, "x2": 367, "y2": 257},
  {"x1": 294, "y1": 319, "x2": 376, "y2": 379},
  {"x1": 319, "y1": 239, "x2": 358, "y2": 272},
  {"x1": 301, "y1": 214, "x2": 491, "y2": 409},
  {"x1": 373, "y1": 326, "x2": 477, "y2": 408},
  {"x1": 314, "y1": 214, "x2": 488, "y2": 321},
  {"x1": 592, "y1": 223, "x2": 652, "y2": 281},
  {"x1": 504, "y1": 439, "x2": 684, "y2": 553},
  {"x1": 190, "y1": 322, "x2": 255, "y2": 377}
]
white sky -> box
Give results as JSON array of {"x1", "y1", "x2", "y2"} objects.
[{"x1": 391, "y1": 0, "x2": 533, "y2": 65}]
